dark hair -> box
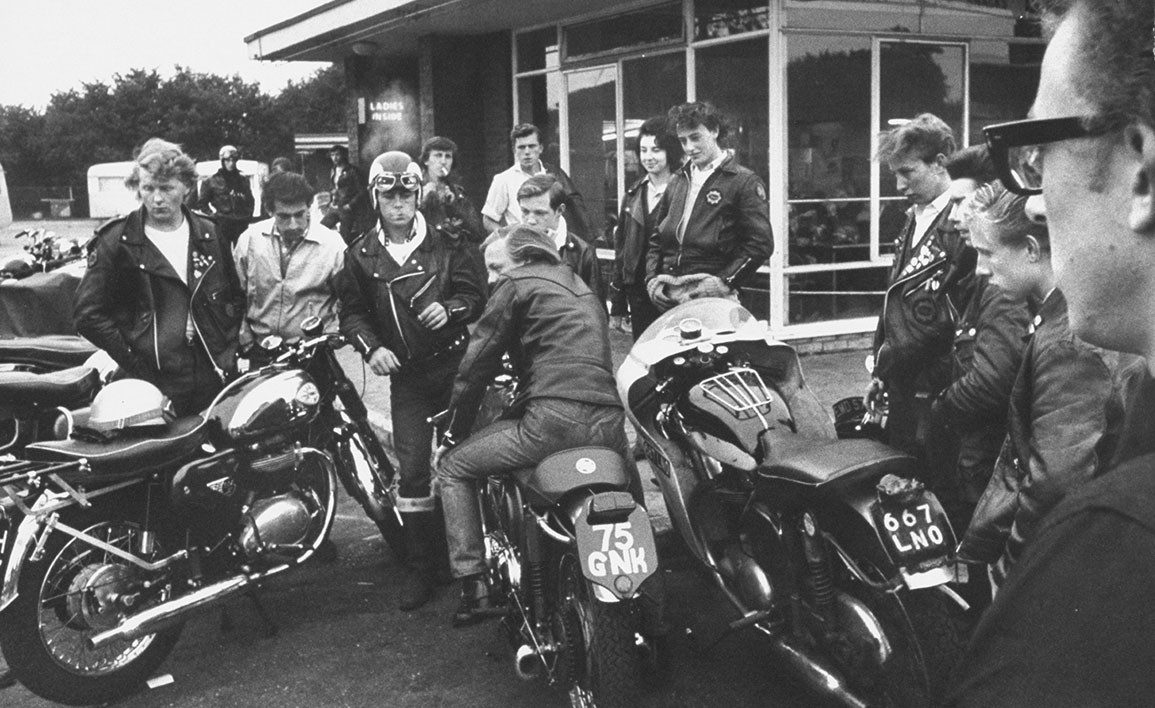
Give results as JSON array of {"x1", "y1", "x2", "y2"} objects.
[
  {"x1": 1036, "y1": 0, "x2": 1154, "y2": 132},
  {"x1": 944, "y1": 145, "x2": 997, "y2": 183},
  {"x1": 667, "y1": 102, "x2": 729, "y2": 140},
  {"x1": 484, "y1": 224, "x2": 561, "y2": 267},
  {"x1": 420, "y1": 136, "x2": 459, "y2": 169},
  {"x1": 516, "y1": 174, "x2": 566, "y2": 210},
  {"x1": 270, "y1": 157, "x2": 294, "y2": 174},
  {"x1": 262, "y1": 172, "x2": 315, "y2": 213},
  {"x1": 509, "y1": 123, "x2": 542, "y2": 147},
  {"x1": 971, "y1": 181, "x2": 1050, "y2": 251},
  {"x1": 636, "y1": 115, "x2": 684, "y2": 167},
  {"x1": 126, "y1": 137, "x2": 197, "y2": 191},
  {"x1": 875, "y1": 113, "x2": 956, "y2": 164}
]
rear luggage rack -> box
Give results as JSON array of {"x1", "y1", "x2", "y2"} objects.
[
  {"x1": 698, "y1": 368, "x2": 774, "y2": 415},
  {"x1": 0, "y1": 456, "x2": 135, "y2": 519}
]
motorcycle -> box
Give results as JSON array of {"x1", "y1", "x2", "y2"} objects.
[
  {"x1": 616, "y1": 298, "x2": 966, "y2": 708},
  {"x1": 1, "y1": 229, "x2": 83, "y2": 280},
  {"x1": 0, "y1": 315, "x2": 403, "y2": 705},
  {"x1": 441, "y1": 372, "x2": 661, "y2": 708},
  {"x1": 0, "y1": 337, "x2": 103, "y2": 455}
]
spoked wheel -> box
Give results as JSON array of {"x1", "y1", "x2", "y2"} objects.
[
  {"x1": 555, "y1": 551, "x2": 641, "y2": 708},
  {"x1": 0, "y1": 514, "x2": 183, "y2": 705}
]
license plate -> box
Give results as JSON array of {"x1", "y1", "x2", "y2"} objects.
[
  {"x1": 870, "y1": 490, "x2": 956, "y2": 570},
  {"x1": 574, "y1": 503, "x2": 657, "y2": 598}
]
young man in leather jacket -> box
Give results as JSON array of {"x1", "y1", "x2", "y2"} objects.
[
  {"x1": 337, "y1": 151, "x2": 486, "y2": 611},
  {"x1": 74, "y1": 137, "x2": 244, "y2": 416},
  {"x1": 197, "y1": 144, "x2": 255, "y2": 244},
  {"x1": 433, "y1": 225, "x2": 637, "y2": 627}
]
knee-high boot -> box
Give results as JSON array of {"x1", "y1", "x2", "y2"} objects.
[{"x1": 398, "y1": 503, "x2": 438, "y2": 611}]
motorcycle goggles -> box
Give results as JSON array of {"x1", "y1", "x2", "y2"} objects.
[{"x1": 372, "y1": 171, "x2": 422, "y2": 194}]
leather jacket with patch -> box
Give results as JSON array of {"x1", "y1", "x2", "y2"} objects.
[{"x1": 74, "y1": 206, "x2": 244, "y2": 383}]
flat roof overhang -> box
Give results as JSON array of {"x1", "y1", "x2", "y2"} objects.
[{"x1": 245, "y1": 0, "x2": 630, "y2": 63}]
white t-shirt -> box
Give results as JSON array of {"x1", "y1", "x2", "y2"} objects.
[
  {"x1": 144, "y1": 218, "x2": 193, "y2": 338},
  {"x1": 145, "y1": 219, "x2": 191, "y2": 285}
]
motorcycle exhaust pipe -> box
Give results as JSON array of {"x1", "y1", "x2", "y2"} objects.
[
  {"x1": 86, "y1": 575, "x2": 251, "y2": 650},
  {"x1": 514, "y1": 644, "x2": 541, "y2": 681},
  {"x1": 756, "y1": 626, "x2": 870, "y2": 708}
]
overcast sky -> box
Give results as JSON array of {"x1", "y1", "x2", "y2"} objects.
[{"x1": 0, "y1": 1, "x2": 330, "y2": 110}]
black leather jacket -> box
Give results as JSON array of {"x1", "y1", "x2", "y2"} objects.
[
  {"x1": 74, "y1": 206, "x2": 243, "y2": 382},
  {"x1": 337, "y1": 214, "x2": 486, "y2": 367},
  {"x1": 645, "y1": 154, "x2": 772, "y2": 286},
  {"x1": 444, "y1": 262, "x2": 619, "y2": 440},
  {"x1": 959, "y1": 289, "x2": 1129, "y2": 583}
]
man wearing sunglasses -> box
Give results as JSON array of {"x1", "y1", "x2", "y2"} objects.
[
  {"x1": 338, "y1": 150, "x2": 487, "y2": 612},
  {"x1": 948, "y1": 1, "x2": 1155, "y2": 705}
]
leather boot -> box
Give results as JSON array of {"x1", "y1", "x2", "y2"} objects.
[
  {"x1": 452, "y1": 573, "x2": 493, "y2": 628},
  {"x1": 398, "y1": 510, "x2": 437, "y2": 611}
]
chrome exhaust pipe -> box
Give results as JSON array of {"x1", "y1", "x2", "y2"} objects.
[
  {"x1": 756, "y1": 626, "x2": 871, "y2": 708},
  {"x1": 514, "y1": 644, "x2": 541, "y2": 680},
  {"x1": 87, "y1": 575, "x2": 251, "y2": 650}
]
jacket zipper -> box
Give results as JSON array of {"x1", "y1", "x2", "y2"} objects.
[
  {"x1": 190, "y1": 260, "x2": 226, "y2": 380},
  {"x1": 408, "y1": 274, "x2": 437, "y2": 309},
  {"x1": 385, "y1": 271, "x2": 424, "y2": 360}
]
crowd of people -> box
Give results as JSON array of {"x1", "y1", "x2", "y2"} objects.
[{"x1": 7, "y1": 3, "x2": 1153, "y2": 693}]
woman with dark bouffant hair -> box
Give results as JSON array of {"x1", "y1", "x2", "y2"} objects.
[{"x1": 611, "y1": 116, "x2": 683, "y2": 339}]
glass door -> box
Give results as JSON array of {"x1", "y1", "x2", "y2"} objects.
[{"x1": 564, "y1": 65, "x2": 617, "y2": 246}]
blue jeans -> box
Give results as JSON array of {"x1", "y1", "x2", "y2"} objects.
[
  {"x1": 438, "y1": 397, "x2": 633, "y2": 578},
  {"x1": 390, "y1": 353, "x2": 462, "y2": 502}
]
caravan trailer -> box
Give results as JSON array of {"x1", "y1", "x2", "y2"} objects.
[{"x1": 87, "y1": 160, "x2": 268, "y2": 219}]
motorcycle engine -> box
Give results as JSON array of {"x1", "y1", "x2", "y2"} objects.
[{"x1": 237, "y1": 493, "x2": 314, "y2": 558}]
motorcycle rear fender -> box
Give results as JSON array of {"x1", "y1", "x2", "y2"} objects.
[
  {"x1": 565, "y1": 491, "x2": 658, "y2": 602},
  {"x1": 0, "y1": 512, "x2": 47, "y2": 611}
]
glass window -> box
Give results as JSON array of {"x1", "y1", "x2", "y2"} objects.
[
  {"x1": 566, "y1": 66, "x2": 617, "y2": 246},
  {"x1": 517, "y1": 27, "x2": 559, "y2": 73},
  {"x1": 622, "y1": 52, "x2": 687, "y2": 187},
  {"x1": 877, "y1": 41, "x2": 966, "y2": 256},
  {"x1": 695, "y1": 37, "x2": 770, "y2": 185},
  {"x1": 517, "y1": 74, "x2": 564, "y2": 168},
  {"x1": 694, "y1": 0, "x2": 770, "y2": 41},
  {"x1": 565, "y1": 3, "x2": 683, "y2": 60},
  {"x1": 786, "y1": 267, "x2": 887, "y2": 325},
  {"x1": 786, "y1": 35, "x2": 873, "y2": 268},
  {"x1": 970, "y1": 39, "x2": 1042, "y2": 147}
]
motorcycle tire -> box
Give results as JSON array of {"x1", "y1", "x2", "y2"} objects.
[
  {"x1": 333, "y1": 427, "x2": 407, "y2": 564},
  {"x1": 0, "y1": 512, "x2": 183, "y2": 706},
  {"x1": 836, "y1": 581, "x2": 964, "y2": 708},
  {"x1": 557, "y1": 550, "x2": 642, "y2": 708}
]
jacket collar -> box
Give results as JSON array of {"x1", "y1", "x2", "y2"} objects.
[{"x1": 677, "y1": 152, "x2": 737, "y2": 179}]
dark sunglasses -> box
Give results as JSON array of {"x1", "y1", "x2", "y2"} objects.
[
  {"x1": 372, "y1": 172, "x2": 422, "y2": 193},
  {"x1": 983, "y1": 116, "x2": 1114, "y2": 196}
]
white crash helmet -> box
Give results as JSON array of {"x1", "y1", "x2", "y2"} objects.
[
  {"x1": 88, "y1": 379, "x2": 176, "y2": 433},
  {"x1": 219, "y1": 145, "x2": 240, "y2": 160},
  {"x1": 367, "y1": 151, "x2": 423, "y2": 201}
]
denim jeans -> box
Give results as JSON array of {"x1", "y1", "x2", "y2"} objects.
[
  {"x1": 390, "y1": 353, "x2": 462, "y2": 501},
  {"x1": 438, "y1": 397, "x2": 633, "y2": 578}
]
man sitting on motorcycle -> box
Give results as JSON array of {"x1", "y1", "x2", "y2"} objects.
[{"x1": 433, "y1": 224, "x2": 638, "y2": 627}]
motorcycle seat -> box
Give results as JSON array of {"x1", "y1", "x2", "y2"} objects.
[
  {"x1": 24, "y1": 415, "x2": 208, "y2": 480},
  {"x1": 758, "y1": 438, "x2": 914, "y2": 488},
  {"x1": 0, "y1": 336, "x2": 98, "y2": 370},
  {"x1": 515, "y1": 446, "x2": 631, "y2": 507},
  {"x1": 0, "y1": 365, "x2": 99, "y2": 408}
]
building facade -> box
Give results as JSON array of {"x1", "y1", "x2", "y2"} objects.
[{"x1": 247, "y1": 0, "x2": 1042, "y2": 339}]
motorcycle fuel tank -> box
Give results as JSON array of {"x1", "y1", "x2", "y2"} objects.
[{"x1": 211, "y1": 369, "x2": 321, "y2": 442}]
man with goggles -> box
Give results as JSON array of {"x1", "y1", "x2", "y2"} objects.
[
  {"x1": 338, "y1": 150, "x2": 487, "y2": 612},
  {"x1": 948, "y1": 1, "x2": 1155, "y2": 705}
]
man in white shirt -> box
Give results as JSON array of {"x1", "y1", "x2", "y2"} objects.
[
  {"x1": 233, "y1": 171, "x2": 345, "y2": 366},
  {"x1": 481, "y1": 123, "x2": 591, "y2": 237}
]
